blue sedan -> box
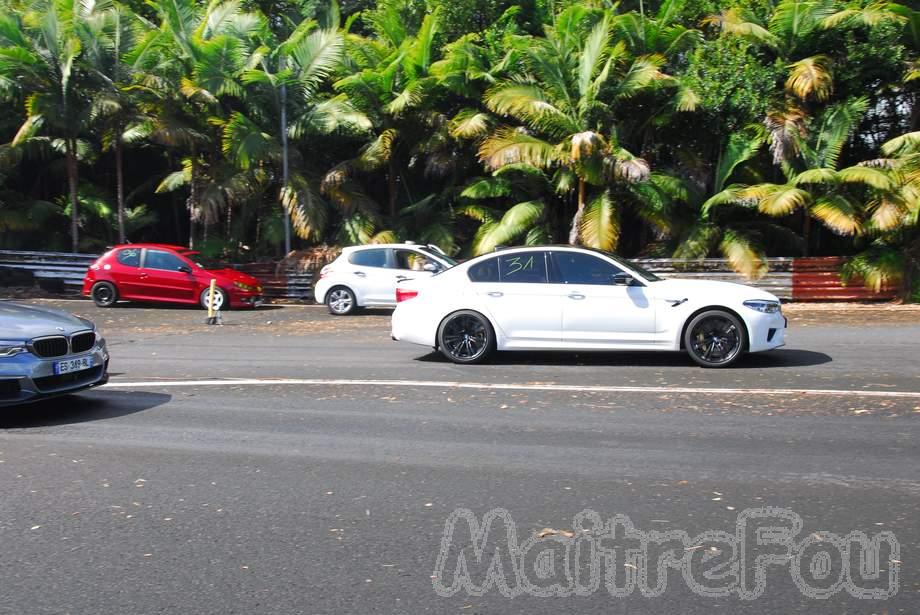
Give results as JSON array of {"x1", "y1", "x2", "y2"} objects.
[{"x1": 0, "y1": 302, "x2": 109, "y2": 406}]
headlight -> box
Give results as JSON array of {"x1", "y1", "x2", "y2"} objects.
[
  {"x1": 95, "y1": 331, "x2": 106, "y2": 347},
  {"x1": 743, "y1": 300, "x2": 781, "y2": 314},
  {"x1": 0, "y1": 341, "x2": 27, "y2": 357},
  {"x1": 234, "y1": 281, "x2": 256, "y2": 292}
]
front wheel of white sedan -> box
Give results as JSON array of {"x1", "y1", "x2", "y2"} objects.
[
  {"x1": 684, "y1": 310, "x2": 745, "y2": 368},
  {"x1": 437, "y1": 310, "x2": 495, "y2": 364}
]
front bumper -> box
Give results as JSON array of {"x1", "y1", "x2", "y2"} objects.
[
  {"x1": 0, "y1": 344, "x2": 110, "y2": 407},
  {"x1": 746, "y1": 310, "x2": 788, "y2": 353},
  {"x1": 229, "y1": 290, "x2": 264, "y2": 308}
]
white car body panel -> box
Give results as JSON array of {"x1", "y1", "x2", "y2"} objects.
[{"x1": 391, "y1": 247, "x2": 787, "y2": 357}]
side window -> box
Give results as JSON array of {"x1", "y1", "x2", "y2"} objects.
[
  {"x1": 116, "y1": 248, "x2": 140, "y2": 267},
  {"x1": 394, "y1": 249, "x2": 440, "y2": 272},
  {"x1": 349, "y1": 249, "x2": 388, "y2": 268},
  {"x1": 551, "y1": 252, "x2": 622, "y2": 285},
  {"x1": 468, "y1": 257, "x2": 500, "y2": 283},
  {"x1": 144, "y1": 249, "x2": 186, "y2": 272},
  {"x1": 500, "y1": 252, "x2": 548, "y2": 283}
]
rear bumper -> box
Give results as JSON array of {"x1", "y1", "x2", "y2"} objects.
[{"x1": 0, "y1": 345, "x2": 110, "y2": 407}]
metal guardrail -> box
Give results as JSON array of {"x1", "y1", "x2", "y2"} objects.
[
  {"x1": 0, "y1": 250, "x2": 98, "y2": 293},
  {"x1": 0, "y1": 250, "x2": 899, "y2": 302}
]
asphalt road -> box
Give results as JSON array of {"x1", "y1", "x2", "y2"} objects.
[{"x1": 1, "y1": 300, "x2": 919, "y2": 614}]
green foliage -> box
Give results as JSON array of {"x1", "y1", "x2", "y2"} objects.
[{"x1": 0, "y1": 0, "x2": 917, "y2": 296}]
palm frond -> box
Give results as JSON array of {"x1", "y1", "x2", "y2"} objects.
[
  {"x1": 720, "y1": 229, "x2": 767, "y2": 279},
  {"x1": 786, "y1": 55, "x2": 833, "y2": 101},
  {"x1": 811, "y1": 194, "x2": 861, "y2": 235},
  {"x1": 478, "y1": 127, "x2": 558, "y2": 170},
  {"x1": 580, "y1": 190, "x2": 619, "y2": 251}
]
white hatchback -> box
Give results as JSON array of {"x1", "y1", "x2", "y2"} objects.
[
  {"x1": 391, "y1": 246, "x2": 787, "y2": 368},
  {"x1": 314, "y1": 243, "x2": 457, "y2": 315}
]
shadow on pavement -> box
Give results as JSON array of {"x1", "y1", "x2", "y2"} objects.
[
  {"x1": 0, "y1": 390, "x2": 171, "y2": 429},
  {"x1": 416, "y1": 348, "x2": 832, "y2": 369}
]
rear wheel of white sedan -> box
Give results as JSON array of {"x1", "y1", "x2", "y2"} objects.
[
  {"x1": 326, "y1": 286, "x2": 356, "y2": 315},
  {"x1": 438, "y1": 310, "x2": 495, "y2": 364},
  {"x1": 684, "y1": 310, "x2": 745, "y2": 368}
]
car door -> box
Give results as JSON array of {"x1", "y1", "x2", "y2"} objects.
[
  {"x1": 347, "y1": 248, "x2": 394, "y2": 306},
  {"x1": 550, "y1": 251, "x2": 656, "y2": 345},
  {"x1": 138, "y1": 248, "x2": 198, "y2": 302},
  {"x1": 110, "y1": 247, "x2": 145, "y2": 299},
  {"x1": 468, "y1": 251, "x2": 562, "y2": 347}
]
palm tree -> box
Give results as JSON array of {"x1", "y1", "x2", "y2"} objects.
[
  {"x1": 334, "y1": 6, "x2": 443, "y2": 222},
  {"x1": 136, "y1": 0, "x2": 266, "y2": 248},
  {"x1": 476, "y1": 4, "x2": 670, "y2": 249},
  {"x1": 0, "y1": 0, "x2": 93, "y2": 252},
  {"x1": 729, "y1": 98, "x2": 885, "y2": 252},
  {"x1": 839, "y1": 130, "x2": 920, "y2": 294},
  {"x1": 81, "y1": 0, "x2": 150, "y2": 244},
  {"x1": 457, "y1": 164, "x2": 553, "y2": 255},
  {"x1": 235, "y1": 22, "x2": 370, "y2": 247}
]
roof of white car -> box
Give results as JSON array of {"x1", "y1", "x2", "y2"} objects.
[{"x1": 341, "y1": 243, "x2": 438, "y2": 251}]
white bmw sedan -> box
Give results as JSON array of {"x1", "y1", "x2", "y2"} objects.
[{"x1": 391, "y1": 246, "x2": 787, "y2": 368}]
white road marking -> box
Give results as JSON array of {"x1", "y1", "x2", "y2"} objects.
[{"x1": 103, "y1": 378, "x2": 920, "y2": 399}]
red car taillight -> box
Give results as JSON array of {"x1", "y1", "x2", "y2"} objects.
[
  {"x1": 319, "y1": 266, "x2": 331, "y2": 279},
  {"x1": 396, "y1": 288, "x2": 418, "y2": 303}
]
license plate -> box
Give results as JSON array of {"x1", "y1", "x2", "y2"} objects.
[{"x1": 54, "y1": 357, "x2": 94, "y2": 375}]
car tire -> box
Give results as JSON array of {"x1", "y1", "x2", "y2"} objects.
[
  {"x1": 91, "y1": 281, "x2": 118, "y2": 307},
  {"x1": 326, "y1": 286, "x2": 357, "y2": 315},
  {"x1": 437, "y1": 310, "x2": 496, "y2": 364},
  {"x1": 684, "y1": 309, "x2": 745, "y2": 368},
  {"x1": 199, "y1": 287, "x2": 229, "y2": 311}
]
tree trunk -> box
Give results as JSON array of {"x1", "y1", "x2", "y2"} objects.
[
  {"x1": 188, "y1": 152, "x2": 198, "y2": 249},
  {"x1": 388, "y1": 155, "x2": 398, "y2": 220},
  {"x1": 802, "y1": 211, "x2": 811, "y2": 257},
  {"x1": 66, "y1": 139, "x2": 79, "y2": 253},
  {"x1": 115, "y1": 136, "x2": 126, "y2": 244},
  {"x1": 568, "y1": 179, "x2": 586, "y2": 245}
]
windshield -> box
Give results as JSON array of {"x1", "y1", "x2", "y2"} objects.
[
  {"x1": 182, "y1": 252, "x2": 227, "y2": 270},
  {"x1": 592, "y1": 250, "x2": 663, "y2": 282},
  {"x1": 420, "y1": 247, "x2": 458, "y2": 267}
]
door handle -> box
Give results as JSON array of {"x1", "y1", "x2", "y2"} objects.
[
  {"x1": 665, "y1": 298, "x2": 687, "y2": 307},
  {"x1": 487, "y1": 291, "x2": 503, "y2": 298},
  {"x1": 567, "y1": 293, "x2": 585, "y2": 300},
  {"x1": 139, "y1": 273, "x2": 148, "y2": 279},
  {"x1": 353, "y1": 271, "x2": 366, "y2": 277},
  {"x1": 395, "y1": 275, "x2": 409, "y2": 280}
]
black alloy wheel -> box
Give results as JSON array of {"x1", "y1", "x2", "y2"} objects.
[
  {"x1": 684, "y1": 310, "x2": 745, "y2": 368},
  {"x1": 438, "y1": 310, "x2": 495, "y2": 364}
]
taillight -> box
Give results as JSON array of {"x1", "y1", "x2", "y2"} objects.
[
  {"x1": 396, "y1": 288, "x2": 418, "y2": 303},
  {"x1": 319, "y1": 266, "x2": 330, "y2": 279}
]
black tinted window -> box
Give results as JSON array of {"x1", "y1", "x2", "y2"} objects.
[
  {"x1": 468, "y1": 257, "x2": 499, "y2": 282},
  {"x1": 349, "y1": 249, "x2": 388, "y2": 268},
  {"x1": 499, "y1": 253, "x2": 548, "y2": 283},
  {"x1": 145, "y1": 249, "x2": 186, "y2": 272},
  {"x1": 552, "y1": 251, "x2": 622, "y2": 285},
  {"x1": 116, "y1": 248, "x2": 140, "y2": 267}
]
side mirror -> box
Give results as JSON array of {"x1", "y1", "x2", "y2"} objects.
[
  {"x1": 422, "y1": 262, "x2": 439, "y2": 272},
  {"x1": 612, "y1": 273, "x2": 634, "y2": 286},
  {"x1": 177, "y1": 265, "x2": 192, "y2": 274}
]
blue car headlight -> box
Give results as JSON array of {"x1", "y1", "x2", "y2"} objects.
[
  {"x1": 0, "y1": 341, "x2": 28, "y2": 357},
  {"x1": 743, "y1": 300, "x2": 781, "y2": 314}
]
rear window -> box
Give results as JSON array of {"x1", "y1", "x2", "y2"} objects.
[
  {"x1": 116, "y1": 248, "x2": 140, "y2": 267},
  {"x1": 349, "y1": 249, "x2": 388, "y2": 268}
]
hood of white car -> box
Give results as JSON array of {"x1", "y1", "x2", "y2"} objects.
[{"x1": 650, "y1": 277, "x2": 779, "y2": 302}]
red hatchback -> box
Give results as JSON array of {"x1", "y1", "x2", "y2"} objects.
[{"x1": 82, "y1": 244, "x2": 263, "y2": 310}]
